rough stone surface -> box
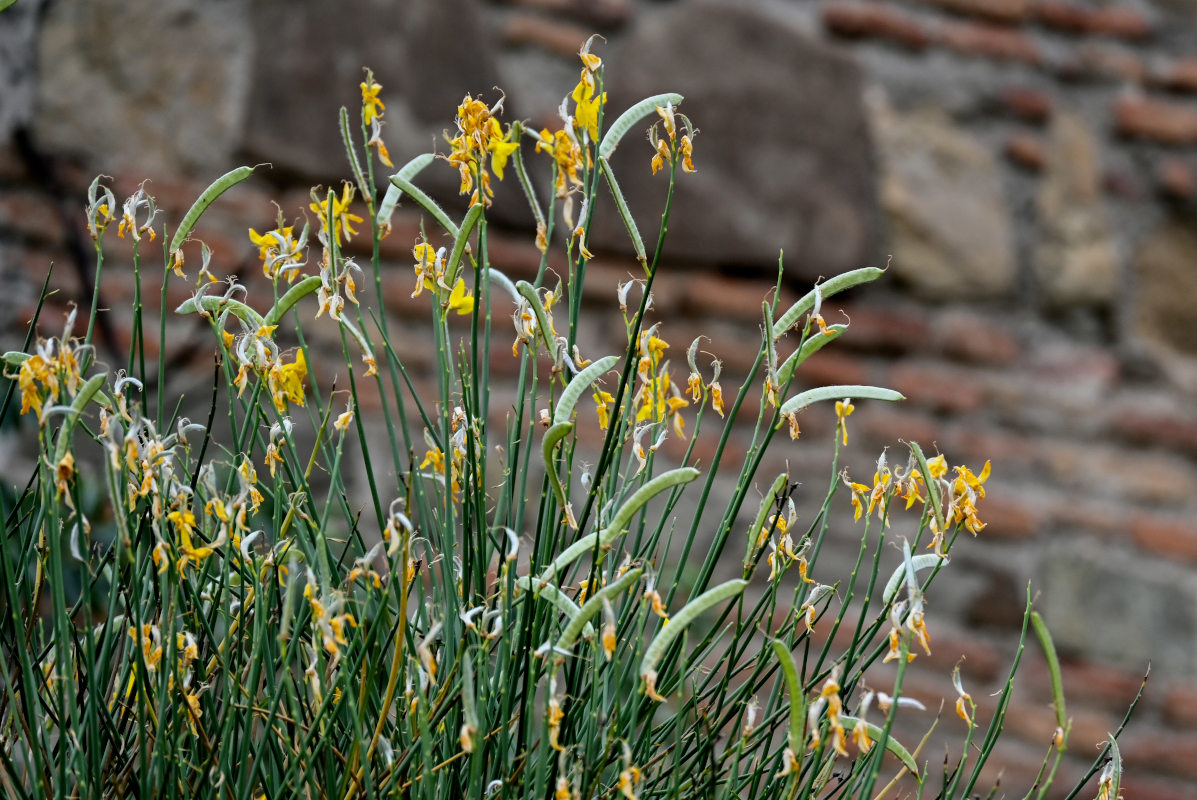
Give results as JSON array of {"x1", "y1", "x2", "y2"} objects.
[
  {"x1": 0, "y1": 0, "x2": 45, "y2": 140},
  {"x1": 33, "y1": 0, "x2": 252, "y2": 176},
  {"x1": 1133, "y1": 220, "x2": 1197, "y2": 354},
  {"x1": 1034, "y1": 112, "x2": 1119, "y2": 306},
  {"x1": 1039, "y1": 538, "x2": 1195, "y2": 679},
  {"x1": 242, "y1": 0, "x2": 500, "y2": 191},
  {"x1": 594, "y1": 0, "x2": 882, "y2": 280},
  {"x1": 872, "y1": 100, "x2": 1017, "y2": 299}
]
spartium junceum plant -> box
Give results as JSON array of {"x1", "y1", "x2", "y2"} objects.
[{"x1": 1, "y1": 40, "x2": 1138, "y2": 800}]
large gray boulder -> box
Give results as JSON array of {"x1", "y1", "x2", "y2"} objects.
[{"x1": 593, "y1": 0, "x2": 883, "y2": 281}]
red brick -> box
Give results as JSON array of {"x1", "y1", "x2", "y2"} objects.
[
  {"x1": 1044, "y1": 494, "x2": 1129, "y2": 538},
  {"x1": 1130, "y1": 514, "x2": 1197, "y2": 564},
  {"x1": 922, "y1": 0, "x2": 1031, "y2": 24},
  {"x1": 1005, "y1": 131, "x2": 1046, "y2": 170},
  {"x1": 976, "y1": 490, "x2": 1041, "y2": 539},
  {"x1": 1158, "y1": 158, "x2": 1197, "y2": 199},
  {"x1": 1114, "y1": 94, "x2": 1197, "y2": 146},
  {"x1": 996, "y1": 693, "x2": 1124, "y2": 756},
  {"x1": 860, "y1": 406, "x2": 942, "y2": 447},
  {"x1": 682, "y1": 273, "x2": 775, "y2": 323},
  {"x1": 935, "y1": 311, "x2": 1021, "y2": 365},
  {"x1": 1117, "y1": 774, "x2": 1197, "y2": 800},
  {"x1": 793, "y1": 349, "x2": 872, "y2": 388},
  {"x1": 1111, "y1": 399, "x2": 1197, "y2": 457},
  {"x1": 1122, "y1": 731, "x2": 1197, "y2": 781},
  {"x1": 1024, "y1": 657, "x2": 1149, "y2": 715},
  {"x1": 1034, "y1": 2, "x2": 1152, "y2": 39},
  {"x1": 886, "y1": 361, "x2": 988, "y2": 414},
  {"x1": 1163, "y1": 683, "x2": 1197, "y2": 729},
  {"x1": 1001, "y1": 86, "x2": 1054, "y2": 122},
  {"x1": 1058, "y1": 43, "x2": 1146, "y2": 83},
  {"x1": 0, "y1": 188, "x2": 64, "y2": 244},
  {"x1": 502, "y1": 12, "x2": 593, "y2": 58},
  {"x1": 937, "y1": 20, "x2": 1043, "y2": 64},
  {"x1": 1153, "y1": 58, "x2": 1197, "y2": 93},
  {"x1": 834, "y1": 303, "x2": 932, "y2": 354},
  {"x1": 822, "y1": 2, "x2": 932, "y2": 50}
]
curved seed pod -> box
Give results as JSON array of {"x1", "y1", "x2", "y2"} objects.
[
  {"x1": 907, "y1": 441, "x2": 945, "y2": 534},
  {"x1": 771, "y1": 639, "x2": 806, "y2": 756},
  {"x1": 515, "y1": 281, "x2": 557, "y2": 354},
  {"x1": 54, "y1": 374, "x2": 107, "y2": 464},
  {"x1": 339, "y1": 107, "x2": 369, "y2": 200},
  {"x1": 514, "y1": 576, "x2": 593, "y2": 639},
  {"x1": 542, "y1": 422, "x2": 574, "y2": 511},
  {"x1": 882, "y1": 553, "x2": 948, "y2": 605},
  {"x1": 376, "y1": 154, "x2": 434, "y2": 229},
  {"x1": 771, "y1": 267, "x2": 886, "y2": 340},
  {"x1": 1030, "y1": 610, "x2": 1067, "y2": 739},
  {"x1": 599, "y1": 93, "x2": 684, "y2": 161},
  {"x1": 539, "y1": 467, "x2": 700, "y2": 581},
  {"x1": 599, "y1": 159, "x2": 645, "y2": 265},
  {"x1": 170, "y1": 166, "x2": 255, "y2": 255},
  {"x1": 554, "y1": 567, "x2": 643, "y2": 653},
  {"x1": 554, "y1": 355, "x2": 619, "y2": 426},
  {"x1": 776, "y1": 324, "x2": 846, "y2": 386},
  {"x1": 640, "y1": 578, "x2": 747, "y2": 701},
  {"x1": 263, "y1": 275, "x2": 323, "y2": 328},
  {"x1": 838, "y1": 716, "x2": 920, "y2": 776},
  {"x1": 2, "y1": 351, "x2": 30, "y2": 369},
  {"x1": 778, "y1": 385, "x2": 903, "y2": 417},
  {"x1": 444, "y1": 202, "x2": 485, "y2": 287},
  {"x1": 509, "y1": 121, "x2": 546, "y2": 235},
  {"x1": 606, "y1": 466, "x2": 699, "y2": 538},
  {"x1": 486, "y1": 267, "x2": 521, "y2": 305},
  {"x1": 176, "y1": 294, "x2": 265, "y2": 329},
  {"x1": 388, "y1": 174, "x2": 459, "y2": 239},
  {"x1": 744, "y1": 473, "x2": 789, "y2": 566}
]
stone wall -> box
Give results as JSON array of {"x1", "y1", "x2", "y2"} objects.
[{"x1": 3, "y1": 0, "x2": 1197, "y2": 796}]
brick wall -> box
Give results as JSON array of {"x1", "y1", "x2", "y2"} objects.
[{"x1": 3, "y1": 0, "x2": 1197, "y2": 796}]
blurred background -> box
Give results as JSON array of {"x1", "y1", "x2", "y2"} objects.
[{"x1": 3, "y1": 0, "x2": 1196, "y2": 796}]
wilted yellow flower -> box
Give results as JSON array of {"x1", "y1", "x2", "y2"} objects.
[
  {"x1": 835, "y1": 398, "x2": 854, "y2": 445},
  {"x1": 309, "y1": 183, "x2": 363, "y2": 246},
  {"x1": 265, "y1": 350, "x2": 307, "y2": 413}
]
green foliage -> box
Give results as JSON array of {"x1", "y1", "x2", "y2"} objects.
[{"x1": 0, "y1": 52, "x2": 1139, "y2": 800}]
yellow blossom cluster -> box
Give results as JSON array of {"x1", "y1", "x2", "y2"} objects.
[
  {"x1": 633, "y1": 329, "x2": 689, "y2": 438},
  {"x1": 446, "y1": 94, "x2": 518, "y2": 208},
  {"x1": 842, "y1": 451, "x2": 990, "y2": 551}
]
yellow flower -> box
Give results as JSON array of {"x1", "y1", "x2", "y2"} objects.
[
  {"x1": 361, "y1": 77, "x2": 385, "y2": 125},
  {"x1": 488, "y1": 136, "x2": 519, "y2": 180},
  {"x1": 548, "y1": 696, "x2": 566, "y2": 751},
  {"x1": 309, "y1": 183, "x2": 363, "y2": 246},
  {"x1": 926, "y1": 454, "x2": 948, "y2": 479},
  {"x1": 678, "y1": 134, "x2": 695, "y2": 173},
  {"x1": 248, "y1": 225, "x2": 306, "y2": 282},
  {"x1": 835, "y1": 398, "x2": 854, "y2": 446},
  {"x1": 617, "y1": 765, "x2": 641, "y2": 800},
  {"x1": 571, "y1": 77, "x2": 606, "y2": 140},
  {"x1": 588, "y1": 390, "x2": 613, "y2": 430},
  {"x1": 447, "y1": 277, "x2": 475, "y2": 315},
  {"x1": 268, "y1": 350, "x2": 307, "y2": 413},
  {"x1": 412, "y1": 240, "x2": 439, "y2": 298},
  {"x1": 709, "y1": 381, "x2": 725, "y2": 417},
  {"x1": 536, "y1": 128, "x2": 585, "y2": 200}
]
